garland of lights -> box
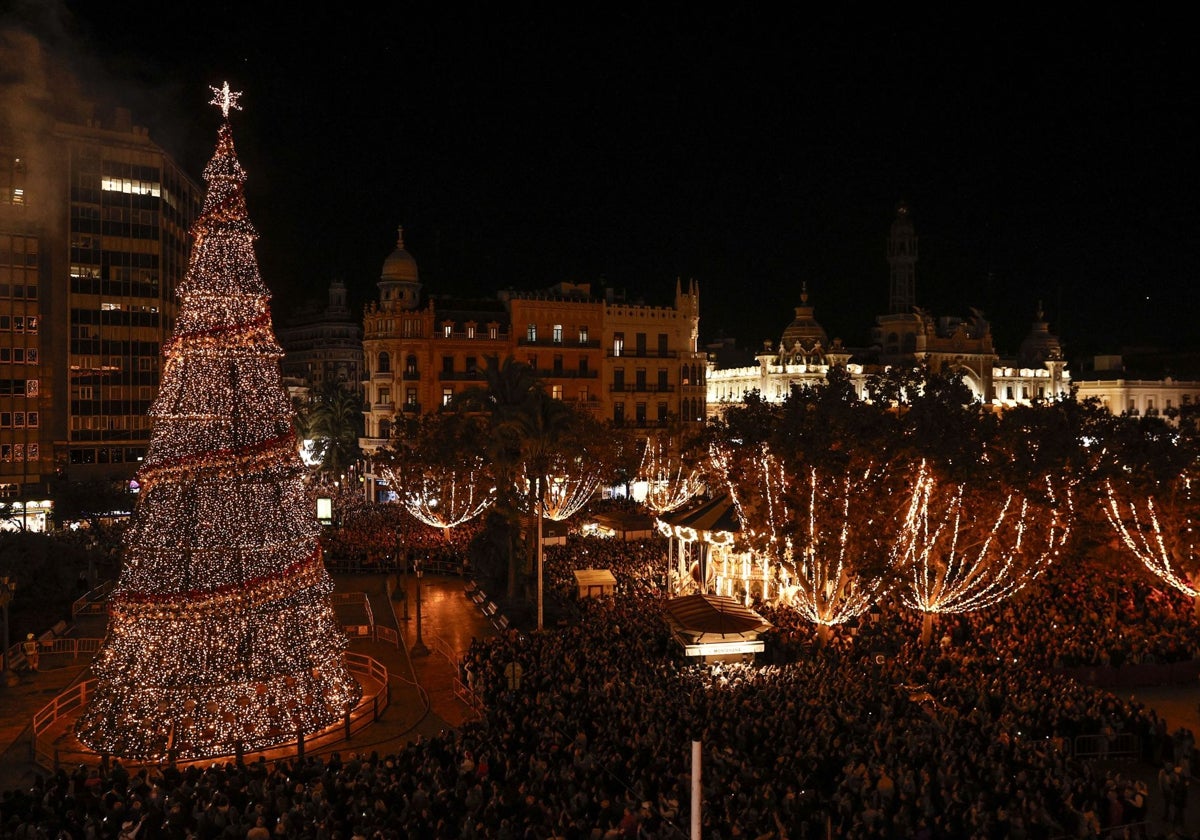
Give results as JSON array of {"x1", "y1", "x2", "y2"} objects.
[
  {"x1": 111, "y1": 549, "x2": 323, "y2": 610},
  {"x1": 709, "y1": 442, "x2": 894, "y2": 625},
  {"x1": 378, "y1": 463, "x2": 495, "y2": 534},
  {"x1": 1105, "y1": 475, "x2": 1200, "y2": 597},
  {"x1": 75, "y1": 85, "x2": 362, "y2": 763},
  {"x1": 137, "y1": 431, "x2": 297, "y2": 489},
  {"x1": 639, "y1": 436, "x2": 705, "y2": 514},
  {"x1": 161, "y1": 309, "x2": 274, "y2": 356},
  {"x1": 897, "y1": 461, "x2": 1072, "y2": 616}
]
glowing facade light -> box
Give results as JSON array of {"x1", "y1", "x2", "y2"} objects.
[{"x1": 75, "y1": 88, "x2": 362, "y2": 762}]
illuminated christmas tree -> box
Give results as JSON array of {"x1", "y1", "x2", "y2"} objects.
[{"x1": 75, "y1": 84, "x2": 362, "y2": 761}]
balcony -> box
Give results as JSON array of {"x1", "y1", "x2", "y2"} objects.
[
  {"x1": 606, "y1": 349, "x2": 678, "y2": 359},
  {"x1": 609, "y1": 383, "x2": 675, "y2": 393},
  {"x1": 371, "y1": 401, "x2": 395, "y2": 413},
  {"x1": 612, "y1": 417, "x2": 671, "y2": 429},
  {"x1": 399, "y1": 402, "x2": 421, "y2": 414},
  {"x1": 402, "y1": 369, "x2": 420, "y2": 380},
  {"x1": 517, "y1": 338, "x2": 601, "y2": 349},
  {"x1": 438, "y1": 371, "x2": 487, "y2": 382},
  {"x1": 533, "y1": 369, "x2": 599, "y2": 379}
]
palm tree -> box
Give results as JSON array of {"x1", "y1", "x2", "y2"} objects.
[
  {"x1": 502, "y1": 389, "x2": 578, "y2": 630},
  {"x1": 301, "y1": 383, "x2": 365, "y2": 479},
  {"x1": 452, "y1": 355, "x2": 541, "y2": 599}
]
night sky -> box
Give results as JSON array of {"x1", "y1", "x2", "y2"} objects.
[{"x1": 4, "y1": 4, "x2": 1198, "y2": 363}]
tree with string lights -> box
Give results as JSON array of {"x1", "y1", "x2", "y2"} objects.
[
  {"x1": 1101, "y1": 411, "x2": 1200, "y2": 605},
  {"x1": 896, "y1": 460, "x2": 1072, "y2": 646},
  {"x1": 75, "y1": 85, "x2": 362, "y2": 762},
  {"x1": 882, "y1": 368, "x2": 1074, "y2": 646},
  {"x1": 506, "y1": 389, "x2": 613, "y2": 630},
  {"x1": 376, "y1": 412, "x2": 496, "y2": 541},
  {"x1": 710, "y1": 373, "x2": 909, "y2": 644},
  {"x1": 637, "y1": 421, "x2": 707, "y2": 515}
]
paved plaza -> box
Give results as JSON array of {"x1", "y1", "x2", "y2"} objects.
[{"x1": 0, "y1": 573, "x2": 495, "y2": 793}]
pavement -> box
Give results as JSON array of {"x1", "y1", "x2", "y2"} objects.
[{"x1": 0, "y1": 572, "x2": 497, "y2": 792}]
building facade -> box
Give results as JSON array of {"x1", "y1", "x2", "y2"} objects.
[
  {"x1": 359, "y1": 228, "x2": 705, "y2": 500},
  {"x1": 1073, "y1": 355, "x2": 1200, "y2": 419},
  {"x1": 276, "y1": 278, "x2": 364, "y2": 396},
  {"x1": 1, "y1": 101, "x2": 200, "y2": 504},
  {"x1": 707, "y1": 204, "x2": 1071, "y2": 415}
]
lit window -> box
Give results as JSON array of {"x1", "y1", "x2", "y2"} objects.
[
  {"x1": 442, "y1": 387, "x2": 453, "y2": 406},
  {"x1": 553, "y1": 324, "x2": 563, "y2": 343},
  {"x1": 527, "y1": 324, "x2": 537, "y2": 341},
  {"x1": 443, "y1": 324, "x2": 452, "y2": 338},
  {"x1": 613, "y1": 333, "x2": 624, "y2": 357},
  {"x1": 579, "y1": 327, "x2": 589, "y2": 344}
]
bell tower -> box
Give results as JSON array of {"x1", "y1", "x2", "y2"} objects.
[{"x1": 887, "y1": 202, "x2": 917, "y2": 314}]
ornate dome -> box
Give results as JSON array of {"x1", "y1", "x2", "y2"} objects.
[
  {"x1": 776, "y1": 285, "x2": 829, "y2": 363},
  {"x1": 380, "y1": 226, "x2": 419, "y2": 283},
  {"x1": 1018, "y1": 302, "x2": 1063, "y2": 366}
]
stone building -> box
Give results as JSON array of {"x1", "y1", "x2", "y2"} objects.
[
  {"x1": 359, "y1": 226, "x2": 705, "y2": 500},
  {"x1": 707, "y1": 203, "x2": 1072, "y2": 415}
]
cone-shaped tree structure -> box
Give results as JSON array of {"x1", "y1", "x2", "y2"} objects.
[{"x1": 76, "y1": 85, "x2": 362, "y2": 761}]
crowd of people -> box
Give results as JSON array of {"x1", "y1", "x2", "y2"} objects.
[{"x1": 5, "y1": 506, "x2": 1200, "y2": 838}]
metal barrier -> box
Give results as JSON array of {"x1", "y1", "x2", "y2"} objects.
[
  {"x1": 374, "y1": 625, "x2": 400, "y2": 648},
  {"x1": 71, "y1": 581, "x2": 115, "y2": 618},
  {"x1": 1072, "y1": 731, "x2": 1140, "y2": 760},
  {"x1": 32, "y1": 650, "x2": 391, "y2": 774}
]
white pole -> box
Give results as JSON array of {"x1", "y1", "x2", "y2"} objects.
[
  {"x1": 691, "y1": 739, "x2": 701, "y2": 840},
  {"x1": 537, "y1": 488, "x2": 544, "y2": 631}
]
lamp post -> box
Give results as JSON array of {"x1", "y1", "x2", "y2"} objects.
[
  {"x1": 0, "y1": 576, "x2": 16, "y2": 684},
  {"x1": 401, "y1": 550, "x2": 410, "y2": 621},
  {"x1": 411, "y1": 556, "x2": 428, "y2": 657}
]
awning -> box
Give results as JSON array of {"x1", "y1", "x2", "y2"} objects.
[
  {"x1": 663, "y1": 592, "x2": 771, "y2": 644},
  {"x1": 655, "y1": 493, "x2": 740, "y2": 545}
]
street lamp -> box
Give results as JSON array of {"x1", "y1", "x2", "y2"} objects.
[
  {"x1": 0, "y1": 576, "x2": 16, "y2": 682},
  {"x1": 401, "y1": 550, "x2": 410, "y2": 621},
  {"x1": 411, "y1": 556, "x2": 428, "y2": 657}
]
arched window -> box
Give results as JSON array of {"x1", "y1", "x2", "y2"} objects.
[{"x1": 378, "y1": 352, "x2": 391, "y2": 373}]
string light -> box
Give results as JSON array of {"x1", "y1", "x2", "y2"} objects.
[
  {"x1": 75, "y1": 86, "x2": 362, "y2": 762},
  {"x1": 522, "y1": 454, "x2": 602, "y2": 521},
  {"x1": 897, "y1": 460, "x2": 1072, "y2": 616},
  {"x1": 378, "y1": 461, "x2": 495, "y2": 537},
  {"x1": 1105, "y1": 474, "x2": 1200, "y2": 597},
  {"x1": 638, "y1": 433, "x2": 705, "y2": 514}
]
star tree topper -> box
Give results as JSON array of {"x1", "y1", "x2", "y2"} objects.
[{"x1": 209, "y1": 82, "x2": 243, "y2": 119}]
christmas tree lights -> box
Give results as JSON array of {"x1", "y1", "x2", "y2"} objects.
[{"x1": 75, "y1": 84, "x2": 362, "y2": 761}]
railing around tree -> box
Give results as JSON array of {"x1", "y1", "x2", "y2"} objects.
[{"x1": 31, "y1": 650, "x2": 391, "y2": 775}]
